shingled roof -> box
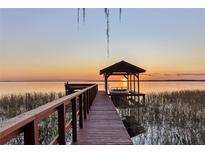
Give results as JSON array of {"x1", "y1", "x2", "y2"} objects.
[{"x1": 100, "y1": 60, "x2": 146, "y2": 75}]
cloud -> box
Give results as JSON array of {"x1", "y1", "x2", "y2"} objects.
[
  {"x1": 176, "y1": 73, "x2": 205, "y2": 76},
  {"x1": 163, "y1": 73, "x2": 172, "y2": 76},
  {"x1": 142, "y1": 73, "x2": 173, "y2": 76},
  {"x1": 142, "y1": 73, "x2": 152, "y2": 76},
  {"x1": 142, "y1": 73, "x2": 205, "y2": 77}
]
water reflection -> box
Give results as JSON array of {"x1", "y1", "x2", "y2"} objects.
[
  {"x1": 1, "y1": 81, "x2": 205, "y2": 96},
  {"x1": 111, "y1": 95, "x2": 146, "y2": 137}
]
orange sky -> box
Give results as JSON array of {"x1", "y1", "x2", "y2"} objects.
[{"x1": 0, "y1": 9, "x2": 205, "y2": 81}]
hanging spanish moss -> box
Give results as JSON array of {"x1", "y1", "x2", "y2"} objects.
[
  {"x1": 104, "y1": 8, "x2": 110, "y2": 57},
  {"x1": 83, "y1": 8, "x2": 86, "y2": 24},
  {"x1": 76, "y1": 9, "x2": 122, "y2": 57},
  {"x1": 119, "y1": 8, "x2": 122, "y2": 23},
  {"x1": 77, "y1": 8, "x2": 80, "y2": 31}
]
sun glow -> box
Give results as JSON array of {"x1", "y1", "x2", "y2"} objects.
[{"x1": 121, "y1": 77, "x2": 127, "y2": 82}]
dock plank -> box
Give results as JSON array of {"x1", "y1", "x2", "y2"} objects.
[{"x1": 74, "y1": 91, "x2": 132, "y2": 145}]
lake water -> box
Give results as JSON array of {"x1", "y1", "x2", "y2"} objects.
[
  {"x1": 0, "y1": 81, "x2": 205, "y2": 96},
  {"x1": 1, "y1": 81, "x2": 205, "y2": 145}
]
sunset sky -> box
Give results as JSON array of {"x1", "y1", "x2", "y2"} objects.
[{"x1": 0, "y1": 8, "x2": 205, "y2": 81}]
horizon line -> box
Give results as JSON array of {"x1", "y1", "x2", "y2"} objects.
[{"x1": 1, "y1": 79, "x2": 205, "y2": 82}]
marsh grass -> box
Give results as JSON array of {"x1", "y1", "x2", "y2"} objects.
[
  {"x1": 2, "y1": 90, "x2": 205, "y2": 145},
  {"x1": 114, "y1": 90, "x2": 205, "y2": 145},
  {"x1": 0, "y1": 92, "x2": 64, "y2": 122},
  {"x1": 0, "y1": 92, "x2": 68, "y2": 145}
]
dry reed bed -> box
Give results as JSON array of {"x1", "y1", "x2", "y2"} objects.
[
  {"x1": 1, "y1": 90, "x2": 205, "y2": 144},
  {"x1": 0, "y1": 92, "x2": 70, "y2": 144},
  {"x1": 116, "y1": 90, "x2": 205, "y2": 144}
]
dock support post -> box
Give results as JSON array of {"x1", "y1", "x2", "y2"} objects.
[
  {"x1": 64, "y1": 81, "x2": 69, "y2": 95},
  {"x1": 143, "y1": 94, "x2": 145, "y2": 106}
]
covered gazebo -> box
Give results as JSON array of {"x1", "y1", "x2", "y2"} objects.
[{"x1": 99, "y1": 60, "x2": 146, "y2": 103}]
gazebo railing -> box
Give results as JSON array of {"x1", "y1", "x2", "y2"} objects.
[
  {"x1": 0, "y1": 84, "x2": 98, "y2": 145},
  {"x1": 109, "y1": 87, "x2": 128, "y2": 91}
]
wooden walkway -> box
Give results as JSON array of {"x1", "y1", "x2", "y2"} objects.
[{"x1": 74, "y1": 91, "x2": 132, "y2": 145}]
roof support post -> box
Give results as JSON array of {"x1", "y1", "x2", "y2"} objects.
[
  {"x1": 104, "y1": 74, "x2": 108, "y2": 94},
  {"x1": 137, "y1": 74, "x2": 140, "y2": 94},
  {"x1": 134, "y1": 74, "x2": 136, "y2": 100},
  {"x1": 130, "y1": 74, "x2": 132, "y2": 92},
  {"x1": 127, "y1": 74, "x2": 129, "y2": 90},
  {"x1": 137, "y1": 74, "x2": 140, "y2": 103}
]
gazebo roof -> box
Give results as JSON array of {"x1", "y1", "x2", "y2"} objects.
[{"x1": 100, "y1": 60, "x2": 146, "y2": 75}]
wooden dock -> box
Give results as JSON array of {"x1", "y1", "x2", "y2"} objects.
[
  {"x1": 0, "y1": 84, "x2": 132, "y2": 145},
  {"x1": 74, "y1": 91, "x2": 132, "y2": 145}
]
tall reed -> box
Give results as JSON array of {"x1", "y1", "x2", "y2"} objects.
[
  {"x1": 115, "y1": 90, "x2": 205, "y2": 145},
  {"x1": 0, "y1": 92, "x2": 68, "y2": 144}
]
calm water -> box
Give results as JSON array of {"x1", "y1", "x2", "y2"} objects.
[
  {"x1": 0, "y1": 81, "x2": 205, "y2": 96},
  {"x1": 1, "y1": 81, "x2": 205, "y2": 145}
]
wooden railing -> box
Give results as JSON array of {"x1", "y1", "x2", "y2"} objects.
[{"x1": 0, "y1": 84, "x2": 98, "y2": 145}]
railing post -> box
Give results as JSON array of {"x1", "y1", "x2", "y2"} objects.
[
  {"x1": 88, "y1": 90, "x2": 91, "y2": 109},
  {"x1": 58, "y1": 103, "x2": 66, "y2": 145},
  {"x1": 79, "y1": 94, "x2": 83, "y2": 128},
  {"x1": 90, "y1": 90, "x2": 92, "y2": 107},
  {"x1": 90, "y1": 89, "x2": 92, "y2": 102},
  {"x1": 24, "y1": 120, "x2": 39, "y2": 145},
  {"x1": 86, "y1": 91, "x2": 89, "y2": 113},
  {"x1": 83, "y1": 93, "x2": 87, "y2": 119},
  {"x1": 71, "y1": 98, "x2": 77, "y2": 142}
]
